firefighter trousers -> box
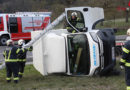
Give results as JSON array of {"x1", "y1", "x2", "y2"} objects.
[
  {"x1": 125, "y1": 67, "x2": 130, "y2": 90},
  {"x1": 6, "y1": 62, "x2": 19, "y2": 83},
  {"x1": 18, "y1": 62, "x2": 25, "y2": 77}
]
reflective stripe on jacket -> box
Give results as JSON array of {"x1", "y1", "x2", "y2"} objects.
[
  {"x1": 17, "y1": 46, "x2": 32, "y2": 62},
  {"x1": 3, "y1": 45, "x2": 19, "y2": 62},
  {"x1": 120, "y1": 40, "x2": 130, "y2": 67},
  {"x1": 65, "y1": 17, "x2": 81, "y2": 33}
]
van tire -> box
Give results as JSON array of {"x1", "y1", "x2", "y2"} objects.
[{"x1": 0, "y1": 36, "x2": 9, "y2": 46}]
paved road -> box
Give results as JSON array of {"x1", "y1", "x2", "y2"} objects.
[
  {"x1": 0, "y1": 46, "x2": 32, "y2": 63},
  {"x1": 116, "y1": 35, "x2": 127, "y2": 41}
]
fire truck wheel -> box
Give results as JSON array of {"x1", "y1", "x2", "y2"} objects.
[{"x1": 0, "y1": 36, "x2": 9, "y2": 46}]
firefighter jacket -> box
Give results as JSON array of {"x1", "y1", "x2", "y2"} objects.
[
  {"x1": 3, "y1": 45, "x2": 19, "y2": 62},
  {"x1": 65, "y1": 17, "x2": 83, "y2": 33},
  {"x1": 17, "y1": 46, "x2": 32, "y2": 62},
  {"x1": 120, "y1": 40, "x2": 130, "y2": 67}
]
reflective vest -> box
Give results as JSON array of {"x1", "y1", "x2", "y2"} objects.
[
  {"x1": 17, "y1": 46, "x2": 32, "y2": 62},
  {"x1": 120, "y1": 40, "x2": 130, "y2": 67},
  {"x1": 66, "y1": 17, "x2": 81, "y2": 33},
  {"x1": 3, "y1": 45, "x2": 19, "y2": 62}
]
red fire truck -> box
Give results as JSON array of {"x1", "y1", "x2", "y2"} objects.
[{"x1": 0, "y1": 12, "x2": 51, "y2": 45}]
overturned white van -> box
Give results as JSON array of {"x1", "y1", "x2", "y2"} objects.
[
  {"x1": 32, "y1": 29, "x2": 116, "y2": 76},
  {"x1": 31, "y1": 7, "x2": 116, "y2": 76}
]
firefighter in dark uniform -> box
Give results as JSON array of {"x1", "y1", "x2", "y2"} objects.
[
  {"x1": 120, "y1": 29, "x2": 130, "y2": 90},
  {"x1": 17, "y1": 39, "x2": 32, "y2": 78},
  {"x1": 65, "y1": 12, "x2": 84, "y2": 33},
  {"x1": 3, "y1": 40, "x2": 19, "y2": 83}
]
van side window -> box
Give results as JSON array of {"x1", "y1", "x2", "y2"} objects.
[
  {"x1": 65, "y1": 11, "x2": 85, "y2": 32},
  {"x1": 9, "y1": 17, "x2": 18, "y2": 33}
]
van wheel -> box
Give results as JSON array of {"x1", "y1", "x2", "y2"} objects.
[{"x1": 0, "y1": 36, "x2": 9, "y2": 46}]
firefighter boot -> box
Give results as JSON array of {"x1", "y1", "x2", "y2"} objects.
[
  {"x1": 14, "y1": 80, "x2": 18, "y2": 84},
  {"x1": 14, "y1": 77, "x2": 19, "y2": 84},
  {"x1": 6, "y1": 78, "x2": 11, "y2": 83},
  {"x1": 127, "y1": 86, "x2": 130, "y2": 90},
  {"x1": 19, "y1": 72, "x2": 23, "y2": 78},
  {"x1": 7, "y1": 80, "x2": 11, "y2": 83},
  {"x1": 19, "y1": 75, "x2": 22, "y2": 78}
]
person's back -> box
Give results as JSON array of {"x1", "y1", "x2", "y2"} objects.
[
  {"x1": 5, "y1": 45, "x2": 18, "y2": 61},
  {"x1": 17, "y1": 46, "x2": 28, "y2": 61},
  {"x1": 3, "y1": 40, "x2": 19, "y2": 83},
  {"x1": 17, "y1": 39, "x2": 32, "y2": 78}
]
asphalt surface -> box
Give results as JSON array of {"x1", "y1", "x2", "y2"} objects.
[
  {"x1": 115, "y1": 35, "x2": 127, "y2": 41},
  {"x1": 0, "y1": 46, "x2": 32, "y2": 64}
]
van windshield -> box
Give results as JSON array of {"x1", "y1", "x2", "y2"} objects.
[{"x1": 67, "y1": 34, "x2": 90, "y2": 75}]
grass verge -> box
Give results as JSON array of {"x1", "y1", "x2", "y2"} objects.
[{"x1": 0, "y1": 62, "x2": 127, "y2": 90}]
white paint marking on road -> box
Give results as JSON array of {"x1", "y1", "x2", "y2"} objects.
[{"x1": 0, "y1": 53, "x2": 3, "y2": 55}]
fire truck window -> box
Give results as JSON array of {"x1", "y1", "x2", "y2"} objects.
[
  {"x1": 9, "y1": 17, "x2": 18, "y2": 33},
  {"x1": 0, "y1": 17, "x2": 2, "y2": 24}
]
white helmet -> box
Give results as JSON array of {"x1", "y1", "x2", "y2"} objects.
[
  {"x1": 127, "y1": 28, "x2": 130, "y2": 36},
  {"x1": 71, "y1": 12, "x2": 77, "y2": 17},
  {"x1": 6, "y1": 39, "x2": 13, "y2": 46},
  {"x1": 18, "y1": 39, "x2": 25, "y2": 46}
]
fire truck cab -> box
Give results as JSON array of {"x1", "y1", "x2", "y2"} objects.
[{"x1": 0, "y1": 12, "x2": 51, "y2": 45}]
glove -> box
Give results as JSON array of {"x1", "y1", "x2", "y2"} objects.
[
  {"x1": 119, "y1": 62, "x2": 125, "y2": 70},
  {"x1": 30, "y1": 46, "x2": 33, "y2": 49},
  {"x1": 120, "y1": 65, "x2": 125, "y2": 70},
  {"x1": 29, "y1": 46, "x2": 33, "y2": 51}
]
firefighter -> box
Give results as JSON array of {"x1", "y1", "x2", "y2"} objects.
[
  {"x1": 17, "y1": 39, "x2": 32, "y2": 78},
  {"x1": 3, "y1": 40, "x2": 19, "y2": 83},
  {"x1": 120, "y1": 29, "x2": 130, "y2": 90},
  {"x1": 65, "y1": 12, "x2": 84, "y2": 33},
  {"x1": 126, "y1": 28, "x2": 130, "y2": 41}
]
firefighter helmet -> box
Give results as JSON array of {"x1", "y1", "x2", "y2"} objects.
[
  {"x1": 6, "y1": 39, "x2": 14, "y2": 46},
  {"x1": 71, "y1": 12, "x2": 77, "y2": 17},
  {"x1": 18, "y1": 39, "x2": 25, "y2": 46},
  {"x1": 127, "y1": 28, "x2": 130, "y2": 36}
]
